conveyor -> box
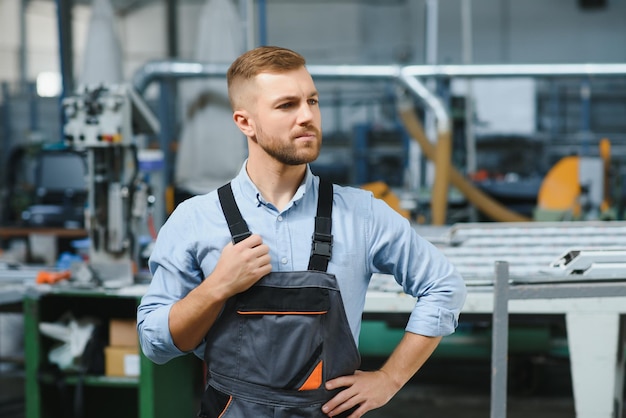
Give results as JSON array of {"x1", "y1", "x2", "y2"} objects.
[
  {"x1": 432, "y1": 220, "x2": 626, "y2": 280},
  {"x1": 546, "y1": 248, "x2": 626, "y2": 279}
]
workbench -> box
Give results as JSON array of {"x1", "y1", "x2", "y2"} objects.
[
  {"x1": 367, "y1": 274, "x2": 626, "y2": 418},
  {"x1": 0, "y1": 227, "x2": 87, "y2": 264},
  {"x1": 21, "y1": 285, "x2": 203, "y2": 418}
]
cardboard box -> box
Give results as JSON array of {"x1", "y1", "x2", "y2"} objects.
[
  {"x1": 105, "y1": 345, "x2": 140, "y2": 377},
  {"x1": 109, "y1": 318, "x2": 138, "y2": 348}
]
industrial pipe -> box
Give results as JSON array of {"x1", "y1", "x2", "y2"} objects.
[
  {"x1": 397, "y1": 98, "x2": 530, "y2": 222},
  {"x1": 401, "y1": 63, "x2": 626, "y2": 78},
  {"x1": 132, "y1": 60, "x2": 231, "y2": 94},
  {"x1": 133, "y1": 61, "x2": 626, "y2": 94},
  {"x1": 397, "y1": 70, "x2": 451, "y2": 225}
]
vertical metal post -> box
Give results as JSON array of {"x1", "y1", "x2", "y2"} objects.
[
  {"x1": 19, "y1": 0, "x2": 29, "y2": 93},
  {"x1": 461, "y1": 0, "x2": 477, "y2": 222},
  {"x1": 580, "y1": 78, "x2": 592, "y2": 155},
  {"x1": 23, "y1": 295, "x2": 42, "y2": 418},
  {"x1": 352, "y1": 123, "x2": 370, "y2": 185},
  {"x1": 240, "y1": 0, "x2": 256, "y2": 50},
  {"x1": 1, "y1": 83, "x2": 12, "y2": 223},
  {"x1": 157, "y1": 80, "x2": 176, "y2": 216},
  {"x1": 257, "y1": 0, "x2": 267, "y2": 46},
  {"x1": 500, "y1": 0, "x2": 510, "y2": 63},
  {"x1": 55, "y1": 0, "x2": 74, "y2": 98},
  {"x1": 423, "y1": 0, "x2": 440, "y2": 219},
  {"x1": 165, "y1": 0, "x2": 178, "y2": 58},
  {"x1": 28, "y1": 82, "x2": 38, "y2": 132},
  {"x1": 163, "y1": 0, "x2": 178, "y2": 211},
  {"x1": 55, "y1": 0, "x2": 73, "y2": 141},
  {"x1": 424, "y1": 0, "x2": 438, "y2": 66},
  {"x1": 491, "y1": 260, "x2": 510, "y2": 418},
  {"x1": 462, "y1": 56, "x2": 476, "y2": 176},
  {"x1": 549, "y1": 81, "x2": 561, "y2": 140},
  {"x1": 1, "y1": 83, "x2": 11, "y2": 159}
]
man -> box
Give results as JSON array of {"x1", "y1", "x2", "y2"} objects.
[{"x1": 138, "y1": 46, "x2": 466, "y2": 418}]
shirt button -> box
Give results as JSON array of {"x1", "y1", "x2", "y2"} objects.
[
  {"x1": 277, "y1": 215, "x2": 283, "y2": 222},
  {"x1": 281, "y1": 257, "x2": 288, "y2": 265}
]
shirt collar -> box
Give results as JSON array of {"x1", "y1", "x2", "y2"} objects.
[{"x1": 232, "y1": 160, "x2": 314, "y2": 210}]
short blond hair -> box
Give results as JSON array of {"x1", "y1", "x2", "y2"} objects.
[{"x1": 227, "y1": 46, "x2": 306, "y2": 109}]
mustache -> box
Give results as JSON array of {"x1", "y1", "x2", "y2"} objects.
[{"x1": 292, "y1": 126, "x2": 321, "y2": 138}]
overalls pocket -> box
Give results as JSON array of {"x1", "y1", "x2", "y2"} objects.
[{"x1": 235, "y1": 284, "x2": 330, "y2": 390}]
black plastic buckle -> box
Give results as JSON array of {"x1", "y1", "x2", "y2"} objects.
[{"x1": 311, "y1": 233, "x2": 333, "y2": 258}]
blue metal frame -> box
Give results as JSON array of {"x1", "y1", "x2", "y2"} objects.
[
  {"x1": 28, "y1": 82, "x2": 38, "y2": 132},
  {"x1": 258, "y1": 0, "x2": 267, "y2": 46},
  {"x1": 55, "y1": 0, "x2": 73, "y2": 140},
  {"x1": 1, "y1": 83, "x2": 12, "y2": 171},
  {"x1": 579, "y1": 77, "x2": 592, "y2": 155},
  {"x1": 157, "y1": 80, "x2": 177, "y2": 195}
]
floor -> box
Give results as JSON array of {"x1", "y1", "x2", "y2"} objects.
[
  {"x1": 368, "y1": 387, "x2": 576, "y2": 418},
  {"x1": 0, "y1": 357, "x2": 593, "y2": 418},
  {"x1": 365, "y1": 356, "x2": 579, "y2": 418}
]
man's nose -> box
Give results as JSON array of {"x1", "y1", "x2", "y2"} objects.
[{"x1": 297, "y1": 103, "x2": 314, "y2": 124}]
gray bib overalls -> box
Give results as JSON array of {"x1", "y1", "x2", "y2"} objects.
[{"x1": 199, "y1": 181, "x2": 361, "y2": 418}]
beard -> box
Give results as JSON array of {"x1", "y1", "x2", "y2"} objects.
[{"x1": 256, "y1": 125, "x2": 322, "y2": 166}]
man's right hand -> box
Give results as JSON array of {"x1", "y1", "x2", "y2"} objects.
[
  {"x1": 168, "y1": 234, "x2": 271, "y2": 352},
  {"x1": 209, "y1": 234, "x2": 272, "y2": 299}
]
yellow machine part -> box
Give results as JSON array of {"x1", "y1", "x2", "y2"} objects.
[
  {"x1": 599, "y1": 137, "x2": 611, "y2": 212},
  {"x1": 536, "y1": 156, "x2": 581, "y2": 218},
  {"x1": 361, "y1": 181, "x2": 411, "y2": 219},
  {"x1": 398, "y1": 105, "x2": 531, "y2": 222}
]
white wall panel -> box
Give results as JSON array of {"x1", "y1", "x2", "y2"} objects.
[
  {"x1": 0, "y1": 0, "x2": 22, "y2": 82},
  {"x1": 265, "y1": 2, "x2": 362, "y2": 63},
  {"x1": 119, "y1": 2, "x2": 167, "y2": 77},
  {"x1": 1, "y1": 0, "x2": 626, "y2": 84},
  {"x1": 508, "y1": 0, "x2": 626, "y2": 63}
]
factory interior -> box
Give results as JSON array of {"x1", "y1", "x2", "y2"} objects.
[{"x1": 1, "y1": 0, "x2": 626, "y2": 417}]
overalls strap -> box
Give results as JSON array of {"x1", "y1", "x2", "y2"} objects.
[
  {"x1": 218, "y1": 183, "x2": 252, "y2": 244},
  {"x1": 308, "y1": 180, "x2": 333, "y2": 272},
  {"x1": 216, "y1": 180, "x2": 334, "y2": 272}
]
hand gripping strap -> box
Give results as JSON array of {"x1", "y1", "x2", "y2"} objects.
[
  {"x1": 308, "y1": 180, "x2": 334, "y2": 272},
  {"x1": 218, "y1": 180, "x2": 334, "y2": 271}
]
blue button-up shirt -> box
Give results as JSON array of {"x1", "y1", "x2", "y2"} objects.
[{"x1": 138, "y1": 163, "x2": 466, "y2": 364}]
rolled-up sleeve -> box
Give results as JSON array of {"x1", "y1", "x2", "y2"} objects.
[
  {"x1": 405, "y1": 234, "x2": 466, "y2": 336},
  {"x1": 368, "y1": 197, "x2": 467, "y2": 337},
  {"x1": 405, "y1": 264, "x2": 466, "y2": 337},
  {"x1": 137, "y1": 295, "x2": 184, "y2": 364}
]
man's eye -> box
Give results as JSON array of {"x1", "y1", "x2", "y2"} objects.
[
  {"x1": 308, "y1": 98, "x2": 319, "y2": 105},
  {"x1": 278, "y1": 102, "x2": 293, "y2": 109}
]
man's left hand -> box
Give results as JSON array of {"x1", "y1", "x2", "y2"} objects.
[{"x1": 321, "y1": 369, "x2": 400, "y2": 418}]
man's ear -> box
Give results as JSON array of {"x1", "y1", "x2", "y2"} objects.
[{"x1": 233, "y1": 111, "x2": 255, "y2": 137}]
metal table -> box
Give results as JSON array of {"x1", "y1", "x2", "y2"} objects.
[
  {"x1": 491, "y1": 261, "x2": 626, "y2": 418},
  {"x1": 368, "y1": 221, "x2": 626, "y2": 418}
]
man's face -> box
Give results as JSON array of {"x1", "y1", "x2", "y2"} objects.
[{"x1": 243, "y1": 67, "x2": 322, "y2": 166}]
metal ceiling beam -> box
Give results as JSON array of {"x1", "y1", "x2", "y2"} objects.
[{"x1": 132, "y1": 60, "x2": 626, "y2": 96}]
